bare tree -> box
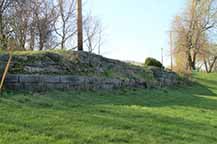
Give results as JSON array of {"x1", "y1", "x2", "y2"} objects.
[
  {"x1": 172, "y1": 0, "x2": 217, "y2": 71},
  {"x1": 12, "y1": 0, "x2": 33, "y2": 50},
  {"x1": 204, "y1": 57, "x2": 217, "y2": 72},
  {"x1": 84, "y1": 15, "x2": 103, "y2": 54},
  {"x1": 0, "y1": 0, "x2": 103, "y2": 52},
  {"x1": 55, "y1": 0, "x2": 76, "y2": 50},
  {"x1": 28, "y1": 21, "x2": 36, "y2": 50},
  {"x1": 32, "y1": 0, "x2": 57, "y2": 50},
  {"x1": 202, "y1": 44, "x2": 217, "y2": 73},
  {"x1": 0, "y1": 0, "x2": 14, "y2": 49}
]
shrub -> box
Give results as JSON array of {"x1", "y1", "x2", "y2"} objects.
[{"x1": 144, "y1": 57, "x2": 163, "y2": 68}]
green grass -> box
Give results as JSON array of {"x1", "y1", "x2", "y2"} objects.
[
  {"x1": 0, "y1": 49, "x2": 68, "y2": 55},
  {"x1": 0, "y1": 73, "x2": 217, "y2": 144}
]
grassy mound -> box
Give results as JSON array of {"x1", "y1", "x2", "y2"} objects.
[
  {"x1": 0, "y1": 50, "x2": 154, "y2": 82},
  {"x1": 0, "y1": 72, "x2": 216, "y2": 143}
]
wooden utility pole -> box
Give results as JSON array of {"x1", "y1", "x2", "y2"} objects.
[
  {"x1": 0, "y1": 48, "x2": 13, "y2": 95},
  {"x1": 161, "y1": 48, "x2": 164, "y2": 65},
  {"x1": 169, "y1": 31, "x2": 174, "y2": 70},
  {"x1": 76, "y1": 0, "x2": 83, "y2": 51}
]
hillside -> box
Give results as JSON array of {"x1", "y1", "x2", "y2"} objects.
[
  {"x1": 0, "y1": 51, "x2": 150, "y2": 79},
  {"x1": 0, "y1": 51, "x2": 179, "y2": 91},
  {"x1": 0, "y1": 73, "x2": 216, "y2": 143}
]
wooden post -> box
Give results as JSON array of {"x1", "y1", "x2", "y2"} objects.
[
  {"x1": 77, "y1": 0, "x2": 83, "y2": 51},
  {"x1": 0, "y1": 48, "x2": 12, "y2": 94}
]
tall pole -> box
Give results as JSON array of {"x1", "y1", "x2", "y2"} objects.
[
  {"x1": 0, "y1": 46, "x2": 13, "y2": 95},
  {"x1": 161, "y1": 48, "x2": 163, "y2": 65},
  {"x1": 77, "y1": 0, "x2": 83, "y2": 51},
  {"x1": 169, "y1": 31, "x2": 173, "y2": 70}
]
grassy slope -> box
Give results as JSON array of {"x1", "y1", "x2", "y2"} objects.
[
  {"x1": 0, "y1": 50, "x2": 154, "y2": 81},
  {"x1": 0, "y1": 73, "x2": 217, "y2": 144}
]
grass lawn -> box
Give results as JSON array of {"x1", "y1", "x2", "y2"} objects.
[{"x1": 0, "y1": 73, "x2": 217, "y2": 144}]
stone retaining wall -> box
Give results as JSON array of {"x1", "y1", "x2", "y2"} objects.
[
  {"x1": 4, "y1": 74, "x2": 148, "y2": 91},
  {"x1": 148, "y1": 66, "x2": 179, "y2": 87}
]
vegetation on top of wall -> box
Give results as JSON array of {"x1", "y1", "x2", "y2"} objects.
[
  {"x1": 144, "y1": 57, "x2": 163, "y2": 68},
  {"x1": 11, "y1": 50, "x2": 68, "y2": 55},
  {"x1": 0, "y1": 50, "x2": 156, "y2": 82}
]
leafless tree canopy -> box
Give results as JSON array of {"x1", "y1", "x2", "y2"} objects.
[
  {"x1": 0, "y1": 0, "x2": 104, "y2": 53},
  {"x1": 172, "y1": 0, "x2": 217, "y2": 73},
  {"x1": 84, "y1": 14, "x2": 103, "y2": 54}
]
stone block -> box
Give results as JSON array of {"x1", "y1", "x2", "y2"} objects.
[
  {"x1": 42, "y1": 75, "x2": 60, "y2": 83},
  {"x1": 60, "y1": 76, "x2": 82, "y2": 83},
  {"x1": 19, "y1": 75, "x2": 41, "y2": 83},
  {"x1": 5, "y1": 75, "x2": 19, "y2": 83}
]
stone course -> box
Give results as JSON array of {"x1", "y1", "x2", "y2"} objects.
[
  {"x1": 148, "y1": 66, "x2": 179, "y2": 87},
  {"x1": 4, "y1": 74, "x2": 148, "y2": 91}
]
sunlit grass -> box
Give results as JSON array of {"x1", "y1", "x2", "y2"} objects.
[
  {"x1": 12, "y1": 49, "x2": 68, "y2": 55},
  {"x1": 0, "y1": 73, "x2": 217, "y2": 144},
  {"x1": 0, "y1": 49, "x2": 68, "y2": 55}
]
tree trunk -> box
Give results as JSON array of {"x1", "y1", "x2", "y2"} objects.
[
  {"x1": 187, "y1": 52, "x2": 193, "y2": 70},
  {"x1": 208, "y1": 57, "x2": 217, "y2": 73},
  {"x1": 192, "y1": 51, "x2": 197, "y2": 70},
  {"x1": 61, "y1": 30, "x2": 65, "y2": 50},
  {"x1": 0, "y1": 14, "x2": 7, "y2": 49},
  {"x1": 0, "y1": 13, "x2": 3, "y2": 36},
  {"x1": 29, "y1": 31, "x2": 35, "y2": 50},
  {"x1": 204, "y1": 60, "x2": 209, "y2": 73},
  {"x1": 204, "y1": 57, "x2": 217, "y2": 73},
  {"x1": 39, "y1": 33, "x2": 44, "y2": 51}
]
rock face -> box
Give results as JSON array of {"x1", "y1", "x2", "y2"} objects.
[
  {"x1": 148, "y1": 66, "x2": 179, "y2": 87},
  {"x1": 4, "y1": 74, "x2": 148, "y2": 91},
  {"x1": 0, "y1": 51, "x2": 180, "y2": 91}
]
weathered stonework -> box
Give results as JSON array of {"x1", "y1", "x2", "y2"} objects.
[
  {"x1": 0, "y1": 51, "x2": 180, "y2": 91},
  {"x1": 4, "y1": 74, "x2": 148, "y2": 91},
  {"x1": 148, "y1": 66, "x2": 179, "y2": 87}
]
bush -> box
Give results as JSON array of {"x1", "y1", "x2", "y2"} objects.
[{"x1": 144, "y1": 57, "x2": 163, "y2": 68}]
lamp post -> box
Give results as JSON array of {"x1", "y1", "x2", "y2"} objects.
[
  {"x1": 161, "y1": 48, "x2": 164, "y2": 65},
  {"x1": 169, "y1": 31, "x2": 173, "y2": 70}
]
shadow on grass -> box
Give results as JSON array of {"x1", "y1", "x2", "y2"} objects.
[
  {"x1": 76, "y1": 106, "x2": 217, "y2": 143},
  {"x1": 0, "y1": 98, "x2": 217, "y2": 144}
]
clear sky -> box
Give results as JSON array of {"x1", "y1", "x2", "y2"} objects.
[{"x1": 86, "y1": 0, "x2": 185, "y2": 65}]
